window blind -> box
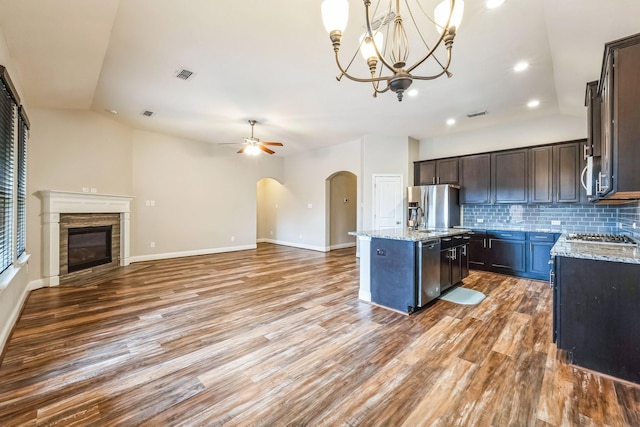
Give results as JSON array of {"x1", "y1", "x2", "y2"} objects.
[
  {"x1": 0, "y1": 70, "x2": 17, "y2": 274},
  {"x1": 17, "y1": 107, "x2": 29, "y2": 257}
]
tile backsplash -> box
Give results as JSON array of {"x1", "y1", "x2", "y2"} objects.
[
  {"x1": 618, "y1": 200, "x2": 640, "y2": 239},
  {"x1": 462, "y1": 204, "x2": 620, "y2": 234}
]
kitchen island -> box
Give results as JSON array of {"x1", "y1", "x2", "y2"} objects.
[
  {"x1": 551, "y1": 235, "x2": 640, "y2": 384},
  {"x1": 349, "y1": 228, "x2": 471, "y2": 314}
]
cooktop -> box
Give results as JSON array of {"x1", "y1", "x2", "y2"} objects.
[{"x1": 566, "y1": 233, "x2": 637, "y2": 246}]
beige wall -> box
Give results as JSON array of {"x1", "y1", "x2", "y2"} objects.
[
  {"x1": 328, "y1": 172, "x2": 357, "y2": 248},
  {"x1": 26, "y1": 108, "x2": 134, "y2": 281},
  {"x1": 256, "y1": 178, "x2": 283, "y2": 241},
  {"x1": 131, "y1": 130, "x2": 283, "y2": 259}
]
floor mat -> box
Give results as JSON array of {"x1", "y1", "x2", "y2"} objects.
[{"x1": 439, "y1": 287, "x2": 486, "y2": 305}]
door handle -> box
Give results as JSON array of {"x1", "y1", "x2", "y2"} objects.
[{"x1": 483, "y1": 238, "x2": 486, "y2": 248}]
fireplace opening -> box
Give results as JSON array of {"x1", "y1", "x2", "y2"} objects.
[{"x1": 68, "y1": 226, "x2": 113, "y2": 273}]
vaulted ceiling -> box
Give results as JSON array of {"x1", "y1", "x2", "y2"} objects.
[{"x1": 0, "y1": 0, "x2": 639, "y2": 155}]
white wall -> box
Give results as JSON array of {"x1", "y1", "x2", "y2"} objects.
[
  {"x1": 420, "y1": 113, "x2": 586, "y2": 159},
  {"x1": 131, "y1": 130, "x2": 283, "y2": 260}
]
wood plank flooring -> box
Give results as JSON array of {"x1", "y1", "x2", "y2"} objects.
[{"x1": 0, "y1": 243, "x2": 638, "y2": 426}]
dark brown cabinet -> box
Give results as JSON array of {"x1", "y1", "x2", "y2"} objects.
[
  {"x1": 439, "y1": 234, "x2": 468, "y2": 292},
  {"x1": 414, "y1": 158, "x2": 459, "y2": 185},
  {"x1": 487, "y1": 231, "x2": 526, "y2": 274},
  {"x1": 492, "y1": 149, "x2": 528, "y2": 203},
  {"x1": 460, "y1": 154, "x2": 491, "y2": 204},
  {"x1": 585, "y1": 80, "x2": 602, "y2": 158},
  {"x1": 553, "y1": 142, "x2": 581, "y2": 203},
  {"x1": 529, "y1": 146, "x2": 553, "y2": 203},
  {"x1": 597, "y1": 34, "x2": 640, "y2": 199},
  {"x1": 467, "y1": 231, "x2": 486, "y2": 267},
  {"x1": 554, "y1": 256, "x2": 640, "y2": 384}
]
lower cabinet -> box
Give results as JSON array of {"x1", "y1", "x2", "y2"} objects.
[
  {"x1": 554, "y1": 256, "x2": 640, "y2": 384},
  {"x1": 468, "y1": 230, "x2": 558, "y2": 280},
  {"x1": 487, "y1": 231, "x2": 526, "y2": 274},
  {"x1": 440, "y1": 235, "x2": 469, "y2": 292}
]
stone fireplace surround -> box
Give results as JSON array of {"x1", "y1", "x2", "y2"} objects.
[{"x1": 37, "y1": 191, "x2": 133, "y2": 286}]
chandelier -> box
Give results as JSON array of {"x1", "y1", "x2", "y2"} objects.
[{"x1": 321, "y1": 0, "x2": 464, "y2": 101}]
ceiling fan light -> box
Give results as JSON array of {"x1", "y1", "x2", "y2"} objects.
[
  {"x1": 321, "y1": 0, "x2": 349, "y2": 34},
  {"x1": 434, "y1": 0, "x2": 464, "y2": 34},
  {"x1": 245, "y1": 145, "x2": 261, "y2": 155},
  {"x1": 359, "y1": 31, "x2": 384, "y2": 62}
]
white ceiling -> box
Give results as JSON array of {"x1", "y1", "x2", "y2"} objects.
[{"x1": 0, "y1": 0, "x2": 639, "y2": 156}]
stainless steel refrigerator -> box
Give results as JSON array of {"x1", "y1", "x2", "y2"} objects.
[{"x1": 407, "y1": 184, "x2": 460, "y2": 230}]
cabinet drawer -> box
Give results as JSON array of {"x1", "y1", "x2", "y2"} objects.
[
  {"x1": 487, "y1": 231, "x2": 526, "y2": 241},
  {"x1": 528, "y1": 233, "x2": 555, "y2": 242}
]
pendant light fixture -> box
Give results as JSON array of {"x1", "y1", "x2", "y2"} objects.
[{"x1": 321, "y1": 0, "x2": 464, "y2": 101}]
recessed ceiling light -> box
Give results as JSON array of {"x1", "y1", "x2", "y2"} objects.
[
  {"x1": 486, "y1": 0, "x2": 506, "y2": 9},
  {"x1": 446, "y1": 118, "x2": 456, "y2": 126},
  {"x1": 407, "y1": 89, "x2": 419, "y2": 97},
  {"x1": 527, "y1": 99, "x2": 540, "y2": 108},
  {"x1": 514, "y1": 61, "x2": 529, "y2": 72}
]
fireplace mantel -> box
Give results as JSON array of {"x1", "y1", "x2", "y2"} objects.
[{"x1": 37, "y1": 190, "x2": 134, "y2": 286}]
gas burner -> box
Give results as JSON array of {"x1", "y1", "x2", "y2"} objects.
[{"x1": 566, "y1": 233, "x2": 637, "y2": 246}]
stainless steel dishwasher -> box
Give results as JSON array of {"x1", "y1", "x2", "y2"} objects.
[{"x1": 417, "y1": 239, "x2": 441, "y2": 306}]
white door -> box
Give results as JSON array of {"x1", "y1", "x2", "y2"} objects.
[{"x1": 373, "y1": 175, "x2": 403, "y2": 229}]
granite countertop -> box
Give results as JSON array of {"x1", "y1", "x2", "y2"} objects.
[
  {"x1": 551, "y1": 235, "x2": 640, "y2": 264},
  {"x1": 349, "y1": 227, "x2": 471, "y2": 242}
]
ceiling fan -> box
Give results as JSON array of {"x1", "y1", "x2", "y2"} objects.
[{"x1": 222, "y1": 120, "x2": 284, "y2": 155}]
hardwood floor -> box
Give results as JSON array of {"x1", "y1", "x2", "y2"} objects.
[{"x1": 0, "y1": 243, "x2": 638, "y2": 426}]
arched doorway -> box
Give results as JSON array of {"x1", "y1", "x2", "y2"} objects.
[{"x1": 326, "y1": 171, "x2": 357, "y2": 250}]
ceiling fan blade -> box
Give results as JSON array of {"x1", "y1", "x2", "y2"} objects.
[
  {"x1": 259, "y1": 145, "x2": 275, "y2": 154},
  {"x1": 237, "y1": 147, "x2": 246, "y2": 154},
  {"x1": 261, "y1": 142, "x2": 284, "y2": 146}
]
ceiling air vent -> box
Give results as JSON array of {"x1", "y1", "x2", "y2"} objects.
[
  {"x1": 466, "y1": 110, "x2": 488, "y2": 118},
  {"x1": 175, "y1": 69, "x2": 194, "y2": 80},
  {"x1": 142, "y1": 110, "x2": 154, "y2": 117}
]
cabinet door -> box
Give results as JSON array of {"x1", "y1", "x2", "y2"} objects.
[
  {"x1": 436, "y1": 158, "x2": 459, "y2": 185},
  {"x1": 529, "y1": 241, "x2": 553, "y2": 279},
  {"x1": 599, "y1": 55, "x2": 613, "y2": 196},
  {"x1": 415, "y1": 161, "x2": 436, "y2": 185},
  {"x1": 553, "y1": 142, "x2": 580, "y2": 203},
  {"x1": 529, "y1": 146, "x2": 553, "y2": 203},
  {"x1": 451, "y1": 247, "x2": 463, "y2": 285},
  {"x1": 492, "y1": 149, "x2": 528, "y2": 203},
  {"x1": 440, "y1": 249, "x2": 452, "y2": 291},
  {"x1": 488, "y1": 239, "x2": 526, "y2": 273},
  {"x1": 468, "y1": 233, "x2": 486, "y2": 268},
  {"x1": 460, "y1": 244, "x2": 469, "y2": 279},
  {"x1": 586, "y1": 81, "x2": 602, "y2": 157},
  {"x1": 460, "y1": 154, "x2": 491, "y2": 204}
]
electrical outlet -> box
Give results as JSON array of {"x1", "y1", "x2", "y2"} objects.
[
  {"x1": 150, "y1": 200, "x2": 155, "y2": 206},
  {"x1": 145, "y1": 200, "x2": 150, "y2": 206},
  {"x1": 476, "y1": 218, "x2": 484, "y2": 223},
  {"x1": 633, "y1": 222, "x2": 637, "y2": 229},
  {"x1": 90, "y1": 188, "x2": 97, "y2": 193},
  {"x1": 270, "y1": 231, "x2": 273, "y2": 236},
  {"x1": 307, "y1": 203, "x2": 313, "y2": 209},
  {"x1": 299, "y1": 234, "x2": 303, "y2": 239},
  {"x1": 82, "y1": 187, "x2": 89, "y2": 193},
  {"x1": 551, "y1": 220, "x2": 561, "y2": 226},
  {"x1": 150, "y1": 241, "x2": 155, "y2": 248},
  {"x1": 231, "y1": 236, "x2": 235, "y2": 242},
  {"x1": 275, "y1": 204, "x2": 278, "y2": 209}
]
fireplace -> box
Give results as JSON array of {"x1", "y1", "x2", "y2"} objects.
[
  {"x1": 68, "y1": 226, "x2": 113, "y2": 273},
  {"x1": 37, "y1": 190, "x2": 133, "y2": 287}
]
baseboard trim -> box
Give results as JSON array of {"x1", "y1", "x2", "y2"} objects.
[
  {"x1": 329, "y1": 242, "x2": 357, "y2": 250},
  {"x1": 129, "y1": 244, "x2": 258, "y2": 264},
  {"x1": 260, "y1": 239, "x2": 328, "y2": 252},
  {"x1": 27, "y1": 279, "x2": 48, "y2": 291},
  {"x1": 0, "y1": 283, "x2": 30, "y2": 356}
]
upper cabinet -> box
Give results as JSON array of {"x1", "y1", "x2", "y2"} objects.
[
  {"x1": 585, "y1": 81, "x2": 602, "y2": 158},
  {"x1": 553, "y1": 142, "x2": 581, "y2": 203},
  {"x1": 529, "y1": 146, "x2": 553, "y2": 203},
  {"x1": 492, "y1": 149, "x2": 528, "y2": 203},
  {"x1": 414, "y1": 158, "x2": 459, "y2": 186},
  {"x1": 597, "y1": 34, "x2": 640, "y2": 199},
  {"x1": 460, "y1": 154, "x2": 491, "y2": 204}
]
